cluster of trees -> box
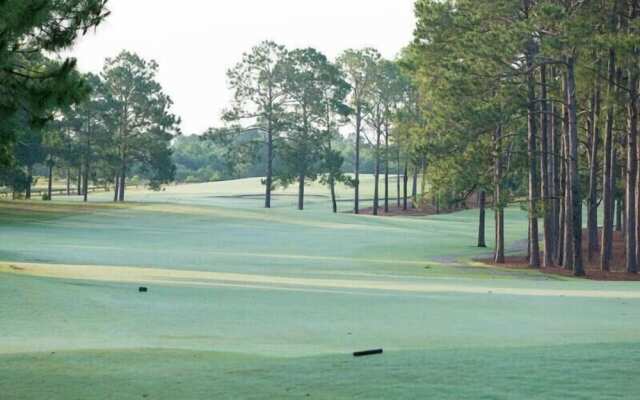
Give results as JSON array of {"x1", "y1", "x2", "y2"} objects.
[
  {"x1": 410, "y1": 0, "x2": 640, "y2": 274},
  {"x1": 1, "y1": 0, "x2": 109, "y2": 195},
  {"x1": 2, "y1": 50, "x2": 180, "y2": 201},
  {"x1": 1, "y1": 2, "x2": 179, "y2": 202},
  {"x1": 210, "y1": 41, "x2": 428, "y2": 212},
  {"x1": 173, "y1": 132, "x2": 382, "y2": 184}
]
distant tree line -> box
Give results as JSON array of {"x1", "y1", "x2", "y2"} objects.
[
  {"x1": 174, "y1": 131, "x2": 383, "y2": 184},
  {"x1": 206, "y1": 41, "x2": 427, "y2": 212}
]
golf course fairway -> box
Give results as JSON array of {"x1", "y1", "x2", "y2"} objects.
[{"x1": 1, "y1": 179, "x2": 639, "y2": 399}]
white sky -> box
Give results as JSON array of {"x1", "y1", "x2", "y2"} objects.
[{"x1": 68, "y1": 0, "x2": 416, "y2": 135}]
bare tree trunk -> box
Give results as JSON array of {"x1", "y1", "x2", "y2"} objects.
[
  {"x1": 601, "y1": 49, "x2": 617, "y2": 271},
  {"x1": 478, "y1": 190, "x2": 487, "y2": 248},
  {"x1": 494, "y1": 125, "x2": 505, "y2": 264}
]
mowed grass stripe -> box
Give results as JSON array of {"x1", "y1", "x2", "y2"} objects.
[{"x1": 2, "y1": 262, "x2": 639, "y2": 299}]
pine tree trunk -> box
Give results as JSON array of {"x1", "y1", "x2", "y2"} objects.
[
  {"x1": 25, "y1": 165, "x2": 33, "y2": 200},
  {"x1": 494, "y1": 125, "x2": 505, "y2": 264},
  {"x1": 637, "y1": 141, "x2": 640, "y2": 265},
  {"x1": 83, "y1": 159, "x2": 89, "y2": 203},
  {"x1": 373, "y1": 127, "x2": 381, "y2": 216},
  {"x1": 113, "y1": 175, "x2": 119, "y2": 203},
  {"x1": 77, "y1": 168, "x2": 82, "y2": 196},
  {"x1": 526, "y1": 42, "x2": 541, "y2": 268},
  {"x1": 551, "y1": 69, "x2": 562, "y2": 265},
  {"x1": 601, "y1": 49, "x2": 617, "y2": 271},
  {"x1": 626, "y1": 67, "x2": 639, "y2": 273},
  {"x1": 298, "y1": 172, "x2": 305, "y2": 211},
  {"x1": 419, "y1": 156, "x2": 427, "y2": 209},
  {"x1": 587, "y1": 72, "x2": 602, "y2": 261},
  {"x1": 354, "y1": 107, "x2": 362, "y2": 214},
  {"x1": 47, "y1": 163, "x2": 53, "y2": 201},
  {"x1": 396, "y1": 148, "x2": 401, "y2": 208},
  {"x1": 384, "y1": 126, "x2": 390, "y2": 213},
  {"x1": 411, "y1": 166, "x2": 418, "y2": 209},
  {"x1": 403, "y1": 162, "x2": 409, "y2": 211},
  {"x1": 330, "y1": 177, "x2": 337, "y2": 214},
  {"x1": 630, "y1": 0, "x2": 640, "y2": 273},
  {"x1": 619, "y1": 162, "x2": 626, "y2": 234},
  {"x1": 478, "y1": 190, "x2": 487, "y2": 248},
  {"x1": 66, "y1": 168, "x2": 71, "y2": 196},
  {"x1": 540, "y1": 64, "x2": 553, "y2": 267},
  {"x1": 567, "y1": 56, "x2": 585, "y2": 276},
  {"x1": 562, "y1": 77, "x2": 574, "y2": 270},
  {"x1": 118, "y1": 164, "x2": 126, "y2": 202},
  {"x1": 265, "y1": 122, "x2": 273, "y2": 209},
  {"x1": 616, "y1": 196, "x2": 623, "y2": 232}
]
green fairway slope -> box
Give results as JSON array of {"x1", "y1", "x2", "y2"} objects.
[{"x1": 1, "y1": 180, "x2": 639, "y2": 399}]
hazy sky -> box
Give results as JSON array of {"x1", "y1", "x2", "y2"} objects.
[{"x1": 68, "y1": 0, "x2": 416, "y2": 135}]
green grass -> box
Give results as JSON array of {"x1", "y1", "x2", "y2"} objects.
[
  {"x1": 1, "y1": 178, "x2": 639, "y2": 399},
  {"x1": 3, "y1": 343, "x2": 640, "y2": 400}
]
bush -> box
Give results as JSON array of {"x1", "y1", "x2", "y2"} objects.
[{"x1": 41, "y1": 193, "x2": 51, "y2": 201}]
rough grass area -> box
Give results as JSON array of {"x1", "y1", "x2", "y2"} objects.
[
  {"x1": 1, "y1": 179, "x2": 639, "y2": 399},
  {"x1": 2, "y1": 344, "x2": 640, "y2": 400}
]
